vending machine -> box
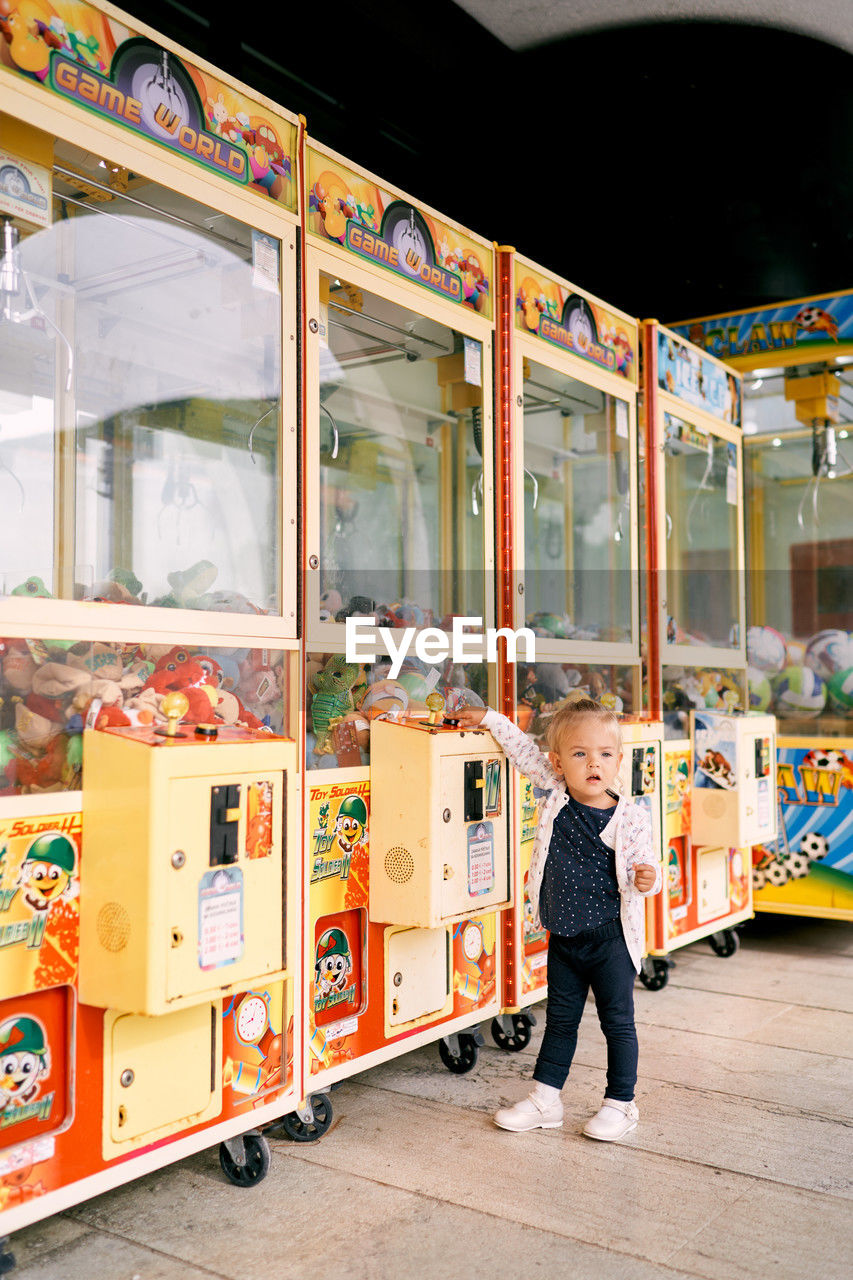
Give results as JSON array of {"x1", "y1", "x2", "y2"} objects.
[
  {"x1": 671, "y1": 294, "x2": 853, "y2": 921},
  {"x1": 0, "y1": 0, "x2": 304, "y2": 1250},
  {"x1": 490, "y1": 250, "x2": 655, "y2": 1031},
  {"x1": 300, "y1": 136, "x2": 510, "y2": 1094},
  {"x1": 639, "y1": 321, "x2": 770, "y2": 982}
]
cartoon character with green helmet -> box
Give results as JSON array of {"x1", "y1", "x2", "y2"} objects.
[
  {"x1": 16, "y1": 831, "x2": 77, "y2": 913},
  {"x1": 333, "y1": 793, "x2": 368, "y2": 857},
  {"x1": 314, "y1": 927, "x2": 353, "y2": 999},
  {"x1": 0, "y1": 1015, "x2": 50, "y2": 1109}
]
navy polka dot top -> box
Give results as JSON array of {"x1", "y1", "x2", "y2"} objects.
[{"x1": 540, "y1": 793, "x2": 621, "y2": 937}]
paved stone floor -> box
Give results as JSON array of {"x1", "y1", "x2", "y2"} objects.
[{"x1": 10, "y1": 914, "x2": 853, "y2": 1279}]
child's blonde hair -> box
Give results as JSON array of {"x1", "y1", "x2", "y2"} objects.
[{"x1": 545, "y1": 697, "x2": 623, "y2": 755}]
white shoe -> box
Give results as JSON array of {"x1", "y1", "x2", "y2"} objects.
[
  {"x1": 493, "y1": 1091, "x2": 564, "y2": 1132},
  {"x1": 582, "y1": 1098, "x2": 639, "y2": 1141}
]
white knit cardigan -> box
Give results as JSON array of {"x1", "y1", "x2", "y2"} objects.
[{"x1": 482, "y1": 709, "x2": 662, "y2": 972}]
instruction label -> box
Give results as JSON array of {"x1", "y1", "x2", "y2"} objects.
[
  {"x1": 198, "y1": 868, "x2": 244, "y2": 970},
  {"x1": 467, "y1": 821, "x2": 495, "y2": 896}
]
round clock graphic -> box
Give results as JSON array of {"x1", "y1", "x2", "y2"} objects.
[
  {"x1": 111, "y1": 39, "x2": 206, "y2": 143},
  {"x1": 562, "y1": 295, "x2": 599, "y2": 351},
  {"x1": 381, "y1": 202, "x2": 435, "y2": 279},
  {"x1": 234, "y1": 992, "x2": 270, "y2": 1046},
  {"x1": 462, "y1": 923, "x2": 483, "y2": 962}
]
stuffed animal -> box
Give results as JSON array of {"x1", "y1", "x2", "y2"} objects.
[{"x1": 310, "y1": 655, "x2": 366, "y2": 750}]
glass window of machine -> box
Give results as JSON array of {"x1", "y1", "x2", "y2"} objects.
[
  {"x1": 0, "y1": 141, "x2": 282, "y2": 614},
  {"x1": 663, "y1": 412, "x2": 740, "y2": 651},
  {"x1": 316, "y1": 272, "x2": 484, "y2": 630},
  {"x1": 521, "y1": 359, "x2": 633, "y2": 645}
]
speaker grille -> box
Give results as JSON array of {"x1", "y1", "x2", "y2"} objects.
[
  {"x1": 384, "y1": 846, "x2": 414, "y2": 884},
  {"x1": 701, "y1": 793, "x2": 728, "y2": 820},
  {"x1": 97, "y1": 902, "x2": 131, "y2": 952}
]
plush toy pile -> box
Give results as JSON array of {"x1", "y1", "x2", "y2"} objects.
[
  {"x1": 305, "y1": 651, "x2": 487, "y2": 769},
  {"x1": 0, "y1": 638, "x2": 284, "y2": 795},
  {"x1": 746, "y1": 626, "x2": 853, "y2": 721}
]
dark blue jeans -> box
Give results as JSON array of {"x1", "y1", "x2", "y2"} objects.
[{"x1": 532, "y1": 919, "x2": 638, "y2": 1102}]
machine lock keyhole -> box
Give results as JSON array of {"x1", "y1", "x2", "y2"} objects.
[
  {"x1": 117, "y1": 1105, "x2": 127, "y2": 1127},
  {"x1": 171, "y1": 928, "x2": 183, "y2": 948}
]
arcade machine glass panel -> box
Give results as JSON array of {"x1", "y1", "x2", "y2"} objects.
[
  {"x1": 0, "y1": 139, "x2": 284, "y2": 616},
  {"x1": 314, "y1": 270, "x2": 485, "y2": 637},
  {"x1": 521, "y1": 358, "x2": 634, "y2": 650}
]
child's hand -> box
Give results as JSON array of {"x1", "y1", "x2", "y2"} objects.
[
  {"x1": 633, "y1": 863, "x2": 657, "y2": 892},
  {"x1": 454, "y1": 705, "x2": 488, "y2": 729}
]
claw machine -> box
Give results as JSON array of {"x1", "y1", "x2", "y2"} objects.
[
  {"x1": 639, "y1": 322, "x2": 776, "y2": 985},
  {"x1": 0, "y1": 0, "x2": 303, "y2": 1250},
  {"x1": 671, "y1": 293, "x2": 853, "y2": 921},
  {"x1": 490, "y1": 250, "x2": 662, "y2": 1027},
  {"x1": 301, "y1": 136, "x2": 511, "y2": 1092}
]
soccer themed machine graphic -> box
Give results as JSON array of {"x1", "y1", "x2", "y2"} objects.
[
  {"x1": 301, "y1": 137, "x2": 511, "y2": 1089},
  {"x1": 673, "y1": 293, "x2": 853, "y2": 921},
  {"x1": 639, "y1": 322, "x2": 777, "y2": 985},
  {"x1": 0, "y1": 0, "x2": 304, "y2": 1247}
]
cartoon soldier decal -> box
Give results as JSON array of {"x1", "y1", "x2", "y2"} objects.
[
  {"x1": 314, "y1": 928, "x2": 353, "y2": 1001},
  {"x1": 333, "y1": 794, "x2": 367, "y2": 858},
  {"x1": 16, "y1": 833, "x2": 76, "y2": 914},
  {"x1": 0, "y1": 1016, "x2": 50, "y2": 1111}
]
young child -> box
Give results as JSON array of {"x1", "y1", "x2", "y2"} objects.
[{"x1": 455, "y1": 697, "x2": 661, "y2": 1141}]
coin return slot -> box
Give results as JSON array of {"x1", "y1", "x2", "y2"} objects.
[
  {"x1": 210, "y1": 784, "x2": 241, "y2": 865},
  {"x1": 464, "y1": 760, "x2": 485, "y2": 822}
]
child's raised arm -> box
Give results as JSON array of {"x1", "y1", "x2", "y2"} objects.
[{"x1": 455, "y1": 706, "x2": 559, "y2": 792}]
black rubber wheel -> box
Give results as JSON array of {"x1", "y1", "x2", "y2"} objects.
[
  {"x1": 490, "y1": 1015, "x2": 532, "y2": 1052},
  {"x1": 709, "y1": 929, "x2": 740, "y2": 958},
  {"x1": 438, "y1": 1032, "x2": 479, "y2": 1074},
  {"x1": 639, "y1": 958, "x2": 670, "y2": 991},
  {"x1": 218, "y1": 1133, "x2": 270, "y2": 1187},
  {"x1": 272, "y1": 1093, "x2": 333, "y2": 1142}
]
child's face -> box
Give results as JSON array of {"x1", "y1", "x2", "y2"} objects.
[{"x1": 549, "y1": 717, "x2": 622, "y2": 807}]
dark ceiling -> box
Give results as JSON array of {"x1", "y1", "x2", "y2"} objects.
[{"x1": 138, "y1": 1, "x2": 852, "y2": 322}]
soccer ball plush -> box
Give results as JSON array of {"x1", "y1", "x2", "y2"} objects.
[
  {"x1": 799, "y1": 832, "x2": 829, "y2": 862},
  {"x1": 786, "y1": 855, "x2": 811, "y2": 879},
  {"x1": 772, "y1": 666, "x2": 826, "y2": 717},
  {"x1": 827, "y1": 667, "x2": 853, "y2": 714},
  {"x1": 765, "y1": 862, "x2": 790, "y2": 887},
  {"x1": 752, "y1": 867, "x2": 767, "y2": 890},
  {"x1": 746, "y1": 625, "x2": 787, "y2": 674},
  {"x1": 803, "y1": 749, "x2": 844, "y2": 771},
  {"x1": 805, "y1": 630, "x2": 853, "y2": 682},
  {"x1": 747, "y1": 666, "x2": 772, "y2": 712}
]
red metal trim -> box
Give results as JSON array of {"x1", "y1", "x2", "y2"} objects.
[
  {"x1": 296, "y1": 117, "x2": 309, "y2": 1103},
  {"x1": 495, "y1": 248, "x2": 515, "y2": 718},
  {"x1": 494, "y1": 247, "x2": 520, "y2": 1007},
  {"x1": 642, "y1": 320, "x2": 663, "y2": 723}
]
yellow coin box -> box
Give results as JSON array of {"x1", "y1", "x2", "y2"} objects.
[
  {"x1": 80, "y1": 725, "x2": 296, "y2": 1016},
  {"x1": 368, "y1": 719, "x2": 510, "y2": 928}
]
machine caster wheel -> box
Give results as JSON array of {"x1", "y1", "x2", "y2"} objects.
[
  {"x1": 639, "y1": 957, "x2": 670, "y2": 991},
  {"x1": 218, "y1": 1132, "x2": 270, "y2": 1187},
  {"x1": 438, "y1": 1031, "x2": 480, "y2": 1073},
  {"x1": 491, "y1": 1013, "x2": 534, "y2": 1052},
  {"x1": 0, "y1": 1237, "x2": 15, "y2": 1275},
  {"x1": 271, "y1": 1092, "x2": 333, "y2": 1142},
  {"x1": 709, "y1": 929, "x2": 740, "y2": 957}
]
